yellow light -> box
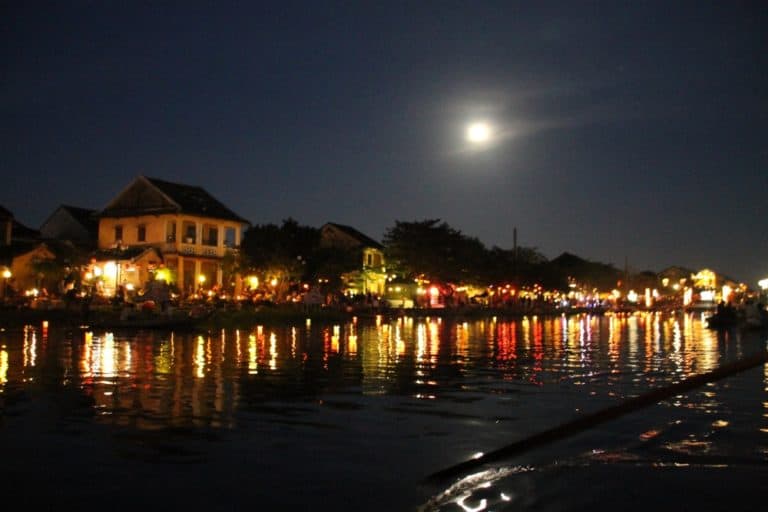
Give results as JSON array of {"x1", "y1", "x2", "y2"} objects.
[
  {"x1": 93, "y1": 266, "x2": 103, "y2": 277},
  {"x1": 270, "y1": 278, "x2": 278, "y2": 287},
  {"x1": 84, "y1": 272, "x2": 93, "y2": 280},
  {"x1": 155, "y1": 268, "x2": 170, "y2": 282},
  {"x1": 0, "y1": 348, "x2": 7, "y2": 385},
  {"x1": 1, "y1": 269, "x2": 10, "y2": 279},
  {"x1": 683, "y1": 287, "x2": 693, "y2": 306},
  {"x1": 759, "y1": 278, "x2": 768, "y2": 291},
  {"x1": 467, "y1": 122, "x2": 491, "y2": 143},
  {"x1": 722, "y1": 285, "x2": 732, "y2": 302},
  {"x1": 248, "y1": 276, "x2": 259, "y2": 289},
  {"x1": 429, "y1": 286, "x2": 439, "y2": 297},
  {"x1": 104, "y1": 261, "x2": 117, "y2": 276},
  {"x1": 198, "y1": 275, "x2": 206, "y2": 284}
]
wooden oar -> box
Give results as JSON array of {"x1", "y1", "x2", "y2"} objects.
[{"x1": 425, "y1": 349, "x2": 768, "y2": 484}]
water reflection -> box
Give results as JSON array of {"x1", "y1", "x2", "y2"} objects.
[
  {"x1": 1, "y1": 313, "x2": 766, "y2": 510},
  {"x1": 0, "y1": 313, "x2": 748, "y2": 425}
]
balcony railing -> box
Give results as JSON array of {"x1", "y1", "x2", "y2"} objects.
[{"x1": 160, "y1": 240, "x2": 238, "y2": 258}]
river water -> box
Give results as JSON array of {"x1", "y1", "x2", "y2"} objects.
[{"x1": 1, "y1": 312, "x2": 766, "y2": 510}]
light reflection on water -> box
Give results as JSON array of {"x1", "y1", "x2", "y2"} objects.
[{"x1": 0, "y1": 312, "x2": 766, "y2": 510}]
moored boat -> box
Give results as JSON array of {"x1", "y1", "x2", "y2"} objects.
[
  {"x1": 87, "y1": 306, "x2": 210, "y2": 330},
  {"x1": 706, "y1": 301, "x2": 768, "y2": 330}
]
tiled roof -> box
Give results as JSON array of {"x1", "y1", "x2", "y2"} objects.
[
  {"x1": 0, "y1": 241, "x2": 45, "y2": 265},
  {"x1": 99, "y1": 176, "x2": 250, "y2": 224},
  {"x1": 60, "y1": 205, "x2": 99, "y2": 234},
  {"x1": 12, "y1": 220, "x2": 40, "y2": 240},
  {"x1": 112, "y1": 176, "x2": 250, "y2": 224},
  {"x1": 324, "y1": 222, "x2": 383, "y2": 249},
  {"x1": 145, "y1": 176, "x2": 249, "y2": 224}
]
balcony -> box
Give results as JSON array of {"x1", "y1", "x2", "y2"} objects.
[{"x1": 180, "y1": 243, "x2": 198, "y2": 255}]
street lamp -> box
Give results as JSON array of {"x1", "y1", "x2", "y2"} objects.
[{"x1": 1, "y1": 268, "x2": 11, "y2": 301}]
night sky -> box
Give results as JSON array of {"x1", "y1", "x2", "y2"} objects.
[{"x1": 2, "y1": 1, "x2": 766, "y2": 285}]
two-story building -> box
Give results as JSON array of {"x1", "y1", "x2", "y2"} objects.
[
  {"x1": 94, "y1": 175, "x2": 250, "y2": 296},
  {"x1": 319, "y1": 222, "x2": 387, "y2": 296}
]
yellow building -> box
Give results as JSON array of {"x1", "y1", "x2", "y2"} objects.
[
  {"x1": 0, "y1": 242, "x2": 57, "y2": 298},
  {"x1": 319, "y1": 222, "x2": 387, "y2": 296},
  {"x1": 95, "y1": 176, "x2": 250, "y2": 296}
]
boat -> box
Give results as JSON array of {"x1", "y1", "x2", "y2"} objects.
[
  {"x1": 706, "y1": 302, "x2": 768, "y2": 330},
  {"x1": 705, "y1": 311, "x2": 740, "y2": 329},
  {"x1": 87, "y1": 306, "x2": 210, "y2": 330}
]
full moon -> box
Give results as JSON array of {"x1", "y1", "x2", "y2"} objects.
[{"x1": 466, "y1": 122, "x2": 491, "y2": 143}]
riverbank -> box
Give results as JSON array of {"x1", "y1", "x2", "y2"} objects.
[
  {"x1": 0, "y1": 302, "x2": 693, "y2": 331},
  {"x1": 0, "y1": 303, "x2": 621, "y2": 331}
]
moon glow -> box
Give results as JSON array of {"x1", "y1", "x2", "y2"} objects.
[{"x1": 466, "y1": 122, "x2": 491, "y2": 143}]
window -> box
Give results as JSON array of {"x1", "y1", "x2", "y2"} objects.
[
  {"x1": 114, "y1": 225, "x2": 123, "y2": 243},
  {"x1": 203, "y1": 225, "x2": 218, "y2": 246},
  {"x1": 137, "y1": 224, "x2": 146, "y2": 242},
  {"x1": 224, "y1": 227, "x2": 237, "y2": 248},
  {"x1": 166, "y1": 220, "x2": 176, "y2": 242},
  {"x1": 183, "y1": 223, "x2": 196, "y2": 244}
]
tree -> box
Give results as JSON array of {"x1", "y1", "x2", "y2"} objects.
[
  {"x1": 539, "y1": 252, "x2": 622, "y2": 291},
  {"x1": 484, "y1": 245, "x2": 548, "y2": 285},
  {"x1": 383, "y1": 219, "x2": 488, "y2": 284},
  {"x1": 240, "y1": 218, "x2": 320, "y2": 298}
]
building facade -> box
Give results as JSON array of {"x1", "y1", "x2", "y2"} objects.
[
  {"x1": 319, "y1": 222, "x2": 387, "y2": 296},
  {"x1": 95, "y1": 176, "x2": 250, "y2": 296}
]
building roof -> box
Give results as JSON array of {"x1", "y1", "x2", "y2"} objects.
[
  {"x1": 0, "y1": 205, "x2": 12, "y2": 220},
  {"x1": 0, "y1": 241, "x2": 48, "y2": 265},
  {"x1": 100, "y1": 175, "x2": 250, "y2": 224},
  {"x1": 61, "y1": 205, "x2": 99, "y2": 232},
  {"x1": 11, "y1": 220, "x2": 41, "y2": 241},
  {"x1": 40, "y1": 204, "x2": 99, "y2": 241},
  {"x1": 322, "y1": 222, "x2": 383, "y2": 250}
]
